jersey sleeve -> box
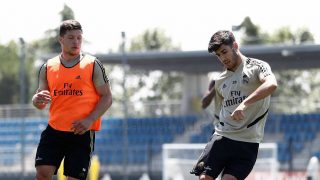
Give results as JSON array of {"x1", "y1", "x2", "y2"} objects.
[
  {"x1": 255, "y1": 60, "x2": 273, "y2": 81},
  {"x1": 93, "y1": 59, "x2": 110, "y2": 87},
  {"x1": 37, "y1": 63, "x2": 49, "y2": 91}
]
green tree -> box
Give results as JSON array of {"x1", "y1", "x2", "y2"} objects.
[
  {"x1": 296, "y1": 28, "x2": 314, "y2": 43},
  {"x1": 0, "y1": 40, "x2": 35, "y2": 104},
  {"x1": 113, "y1": 28, "x2": 182, "y2": 105},
  {"x1": 130, "y1": 28, "x2": 180, "y2": 52},
  {"x1": 264, "y1": 26, "x2": 316, "y2": 112},
  {"x1": 236, "y1": 17, "x2": 267, "y2": 45},
  {"x1": 59, "y1": 4, "x2": 74, "y2": 21},
  {"x1": 0, "y1": 42, "x2": 20, "y2": 104},
  {"x1": 269, "y1": 26, "x2": 295, "y2": 44},
  {"x1": 269, "y1": 27, "x2": 314, "y2": 44},
  {"x1": 236, "y1": 17, "x2": 315, "y2": 46},
  {"x1": 235, "y1": 17, "x2": 317, "y2": 113},
  {"x1": 130, "y1": 29, "x2": 182, "y2": 101},
  {"x1": 237, "y1": 17, "x2": 315, "y2": 45},
  {"x1": 33, "y1": 4, "x2": 75, "y2": 53}
]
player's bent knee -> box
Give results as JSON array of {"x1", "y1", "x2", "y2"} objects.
[
  {"x1": 36, "y1": 172, "x2": 52, "y2": 180},
  {"x1": 199, "y1": 174, "x2": 214, "y2": 180},
  {"x1": 66, "y1": 176, "x2": 80, "y2": 180},
  {"x1": 221, "y1": 174, "x2": 237, "y2": 180},
  {"x1": 36, "y1": 165, "x2": 55, "y2": 180}
]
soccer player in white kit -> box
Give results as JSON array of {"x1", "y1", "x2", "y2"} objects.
[{"x1": 191, "y1": 30, "x2": 278, "y2": 180}]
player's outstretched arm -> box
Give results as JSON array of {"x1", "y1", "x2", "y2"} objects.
[
  {"x1": 201, "y1": 80, "x2": 216, "y2": 109},
  {"x1": 86, "y1": 83, "x2": 113, "y2": 122},
  {"x1": 243, "y1": 73, "x2": 277, "y2": 106},
  {"x1": 231, "y1": 74, "x2": 277, "y2": 120},
  {"x1": 72, "y1": 83, "x2": 113, "y2": 134}
]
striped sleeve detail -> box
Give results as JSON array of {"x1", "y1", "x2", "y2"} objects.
[
  {"x1": 38, "y1": 63, "x2": 46, "y2": 88},
  {"x1": 95, "y1": 59, "x2": 109, "y2": 83}
]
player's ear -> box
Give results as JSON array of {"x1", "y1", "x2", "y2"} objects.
[
  {"x1": 232, "y1": 42, "x2": 239, "y2": 50},
  {"x1": 58, "y1": 36, "x2": 63, "y2": 44}
]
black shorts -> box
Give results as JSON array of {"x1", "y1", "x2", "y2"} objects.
[
  {"x1": 35, "y1": 125, "x2": 95, "y2": 180},
  {"x1": 191, "y1": 134, "x2": 259, "y2": 180}
]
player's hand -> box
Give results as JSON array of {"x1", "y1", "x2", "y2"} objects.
[
  {"x1": 231, "y1": 103, "x2": 246, "y2": 120},
  {"x1": 32, "y1": 90, "x2": 51, "y2": 108},
  {"x1": 71, "y1": 119, "x2": 93, "y2": 135}
]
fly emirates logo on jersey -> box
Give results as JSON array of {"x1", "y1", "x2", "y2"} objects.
[
  {"x1": 53, "y1": 83, "x2": 83, "y2": 96},
  {"x1": 223, "y1": 90, "x2": 247, "y2": 107}
]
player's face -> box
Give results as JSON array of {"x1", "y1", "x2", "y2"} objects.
[
  {"x1": 59, "y1": 30, "x2": 82, "y2": 57},
  {"x1": 214, "y1": 44, "x2": 239, "y2": 71}
]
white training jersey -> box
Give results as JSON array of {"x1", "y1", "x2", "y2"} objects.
[{"x1": 213, "y1": 56, "x2": 273, "y2": 143}]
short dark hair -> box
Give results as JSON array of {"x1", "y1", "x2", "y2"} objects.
[
  {"x1": 208, "y1": 30, "x2": 235, "y2": 53},
  {"x1": 59, "y1": 20, "x2": 82, "y2": 37}
]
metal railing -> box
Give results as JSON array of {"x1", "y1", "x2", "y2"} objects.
[
  {"x1": 0, "y1": 100, "x2": 183, "y2": 119},
  {"x1": 1, "y1": 98, "x2": 320, "y2": 119}
]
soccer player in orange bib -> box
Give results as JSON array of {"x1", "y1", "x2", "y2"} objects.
[{"x1": 32, "y1": 20, "x2": 112, "y2": 180}]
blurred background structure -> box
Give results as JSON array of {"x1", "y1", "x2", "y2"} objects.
[{"x1": 1, "y1": 1, "x2": 320, "y2": 180}]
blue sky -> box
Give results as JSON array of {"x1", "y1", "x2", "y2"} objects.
[{"x1": 1, "y1": 0, "x2": 319, "y2": 53}]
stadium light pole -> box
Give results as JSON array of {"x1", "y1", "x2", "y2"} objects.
[
  {"x1": 19, "y1": 38, "x2": 27, "y2": 105},
  {"x1": 19, "y1": 37, "x2": 26, "y2": 179},
  {"x1": 121, "y1": 31, "x2": 129, "y2": 180}
]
